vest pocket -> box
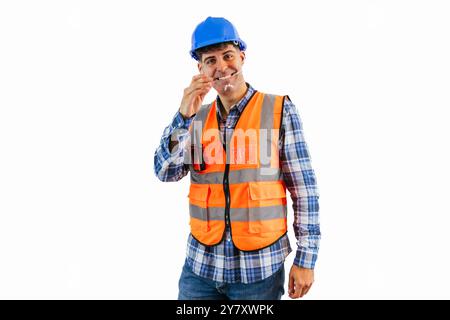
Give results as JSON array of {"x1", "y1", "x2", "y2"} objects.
[
  {"x1": 188, "y1": 184, "x2": 210, "y2": 203},
  {"x1": 247, "y1": 181, "x2": 287, "y2": 234},
  {"x1": 188, "y1": 184, "x2": 210, "y2": 232}
]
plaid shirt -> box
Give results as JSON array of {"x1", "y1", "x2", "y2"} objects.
[{"x1": 154, "y1": 84, "x2": 320, "y2": 283}]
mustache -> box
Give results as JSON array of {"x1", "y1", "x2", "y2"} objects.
[{"x1": 213, "y1": 70, "x2": 241, "y2": 81}]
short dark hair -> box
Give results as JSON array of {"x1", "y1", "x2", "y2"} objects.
[{"x1": 195, "y1": 41, "x2": 240, "y2": 62}]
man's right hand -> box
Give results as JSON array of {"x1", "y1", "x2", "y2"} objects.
[{"x1": 179, "y1": 74, "x2": 213, "y2": 119}]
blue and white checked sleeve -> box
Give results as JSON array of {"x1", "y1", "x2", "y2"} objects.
[
  {"x1": 154, "y1": 111, "x2": 193, "y2": 182},
  {"x1": 280, "y1": 97, "x2": 321, "y2": 269}
]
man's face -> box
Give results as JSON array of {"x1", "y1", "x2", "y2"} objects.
[{"x1": 198, "y1": 44, "x2": 245, "y2": 95}]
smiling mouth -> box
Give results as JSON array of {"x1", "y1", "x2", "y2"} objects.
[{"x1": 213, "y1": 70, "x2": 241, "y2": 81}]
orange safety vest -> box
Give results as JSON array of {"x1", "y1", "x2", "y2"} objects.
[{"x1": 188, "y1": 91, "x2": 287, "y2": 251}]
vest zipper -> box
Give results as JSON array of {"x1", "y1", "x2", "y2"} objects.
[{"x1": 223, "y1": 141, "x2": 231, "y2": 230}]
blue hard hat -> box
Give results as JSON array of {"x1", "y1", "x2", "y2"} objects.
[{"x1": 190, "y1": 17, "x2": 247, "y2": 61}]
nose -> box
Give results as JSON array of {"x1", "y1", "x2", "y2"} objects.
[{"x1": 217, "y1": 57, "x2": 228, "y2": 74}]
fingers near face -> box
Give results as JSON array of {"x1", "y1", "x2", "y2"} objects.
[{"x1": 192, "y1": 74, "x2": 213, "y2": 84}]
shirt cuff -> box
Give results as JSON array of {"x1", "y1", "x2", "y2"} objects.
[
  {"x1": 293, "y1": 248, "x2": 318, "y2": 269},
  {"x1": 159, "y1": 112, "x2": 192, "y2": 157},
  {"x1": 174, "y1": 111, "x2": 194, "y2": 130}
]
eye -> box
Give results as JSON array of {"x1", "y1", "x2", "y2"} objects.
[
  {"x1": 224, "y1": 54, "x2": 234, "y2": 60},
  {"x1": 206, "y1": 58, "x2": 215, "y2": 65}
]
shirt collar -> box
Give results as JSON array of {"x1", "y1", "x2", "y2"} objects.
[{"x1": 216, "y1": 83, "x2": 255, "y2": 120}]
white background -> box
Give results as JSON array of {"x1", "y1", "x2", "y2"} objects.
[{"x1": 1, "y1": 0, "x2": 449, "y2": 299}]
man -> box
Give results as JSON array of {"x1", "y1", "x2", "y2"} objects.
[{"x1": 154, "y1": 17, "x2": 320, "y2": 300}]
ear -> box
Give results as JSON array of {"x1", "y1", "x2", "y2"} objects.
[
  {"x1": 197, "y1": 62, "x2": 202, "y2": 73},
  {"x1": 240, "y1": 51, "x2": 246, "y2": 64}
]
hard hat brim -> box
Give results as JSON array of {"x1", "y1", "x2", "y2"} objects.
[{"x1": 190, "y1": 39, "x2": 247, "y2": 60}]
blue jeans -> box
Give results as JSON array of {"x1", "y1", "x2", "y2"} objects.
[{"x1": 177, "y1": 261, "x2": 285, "y2": 300}]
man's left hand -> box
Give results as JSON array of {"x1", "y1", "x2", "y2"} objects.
[{"x1": 288, "y1": 265, "x2": 314, "y2": 299}]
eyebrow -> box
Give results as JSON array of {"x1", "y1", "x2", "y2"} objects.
[{"x1": 203, "y1": 50, "x2": 235, "y2": 62}]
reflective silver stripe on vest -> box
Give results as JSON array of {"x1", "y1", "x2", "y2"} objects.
[
  {"x1": 260, "y1": 94, "x2": 276, "y2": 168},
  {"x1": 190, "y1": 167, "x2": 282, "y2": 184},
  {"x1": 189, "y1": 204, "x2": 287, "y2": 222}
]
